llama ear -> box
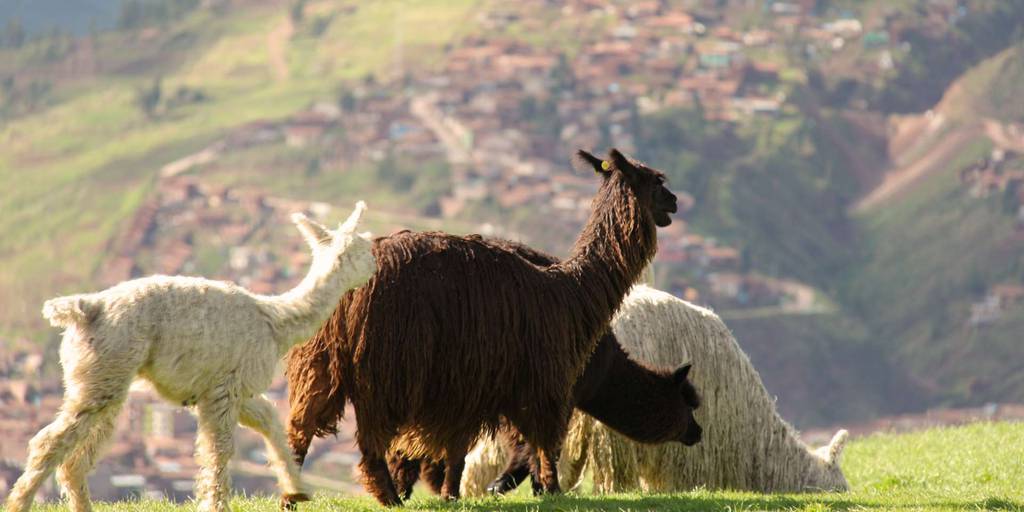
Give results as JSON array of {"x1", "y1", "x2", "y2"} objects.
[
  {"x1": 292, "y1": 212, "x2": 330, "y2": 249},
  {"x1": 608, "y1": 148, "x2": 636, "y2": 178},
  {"x1": 827, "y1": 429, "x2": 849, "y2": 464},
  {"x1": 673, "y1": 363, "x2": 692, "y2": 383},
  {"x1": 338, "y1": 201, "x2": 368, "y2": 235},
  {"x1": 576, "y1": 149, "x2": 611, "y2": 176}
]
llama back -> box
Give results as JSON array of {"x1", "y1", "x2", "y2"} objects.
[{"x1": 345, "y1": 231, "x2": 591, "y2": 456}]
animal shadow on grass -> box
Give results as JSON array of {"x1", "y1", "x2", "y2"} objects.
[{"x1": 399, "y1": 494, "x2": 1024, "y2": 511}]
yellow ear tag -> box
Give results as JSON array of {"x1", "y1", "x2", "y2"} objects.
[{"x1": 601, "y1": 160, "x2": 610, "y2": 171}]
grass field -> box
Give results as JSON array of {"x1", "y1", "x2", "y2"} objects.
[{"x1": 29, "y1": 422, "x2": 1024, "y2": 511}]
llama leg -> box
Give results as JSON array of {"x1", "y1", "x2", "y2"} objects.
[
  {"x1": 5, "y1": 398, "x2": 120, "y2": 512},
  {"x1": 420, "y1": 459, "x2": 446, "y2": 496},
  {"x1": 6, "y1": 345, "x2": 134, "y2": 512},
  {"x1": 358, "y1": 450, "x2": 402, "y2": 507},
  {"x1": 386, "y1": 452, "x2": 421, "y2": 501},
  {"x1": 528, "y1": 453, "x2": 544, "y2": 496},
  {"x1": 440, "y1": 445, "x2": 467, "y2": 501},
  {"x1": 353, "y1": 405, "x2": 401, "y2": 506},
  {"x1": 239, "y1": 396, "x2": 308, "y2": 509},
  {"x1": 195, "y1": 394, "x2": 239, "y2": 512},
  {"x1": 535, "y1": 446, "x2": 562, "y2": 495},
  {"x1": 55, "y1": 401, "x2": 123, "y2": 512}
]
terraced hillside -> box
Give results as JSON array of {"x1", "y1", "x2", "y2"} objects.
[
  {"x1": 0, "y1": 0, "x2": 480, "y2": 339},
  {"x1": 2, "y1": 1, "x2": 1023, "y2": 428},
  {"x1": 844, "y1": 44, "x2": 1024, "y2": 406}
]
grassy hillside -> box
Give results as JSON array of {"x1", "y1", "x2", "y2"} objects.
[
  {"x1": 0, "y1": 0, "x2": 480, "y2": 340},
  {"x1": 654, "y1": 41, "x2": 1024, "y2": 414},
  {"x1": 31, "y1": 421, "x2": 1024, "y2": 511},
  {"x1": 842, "y1": 46, "x2": 1024, "y2": 406},
  {"x1": 2, "y1": 0, "x2": 1022, "y2": 427},
  {"x1": 950, "y1": 43, "x2": 1024, "y2": 124}
]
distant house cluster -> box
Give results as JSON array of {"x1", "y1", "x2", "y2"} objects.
[
  {"x1": 970, "y1": 282, "x2": 1024, "y2": 327},
  {"x1": 960, "y1": 149, "x2": 1024, "y2": 231},
  {"x1": 100, "y1": 174, "x2": 337, "y2": 294}
]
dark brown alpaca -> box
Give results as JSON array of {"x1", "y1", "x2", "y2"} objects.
[
  {"x1": 295, "y1": 239, "x2": 704, "y2": 498},
  {"x1": 385, "y1": 239, "x2": 703, "y2": 498},
  {"x1": 286, "y1": 149, "x2": 677, "y2": 505},
  {"x1": 487, "y1": 345, "x2": 702, "y2": 493},
  {"x1": 387, "y1": 329, "x2": 704, "y2": 499}
]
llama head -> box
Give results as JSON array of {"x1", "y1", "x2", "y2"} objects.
[
  {"x1": 668, "y1": 363, "x2": 703, "y2": 446},
  {"x1": 291, "y1": 201, "x2": 376, "y2": 283},
  {"x1": 805, "y1": 429, "x2": 850, "y2": 491},
  {"x1": 632, "y1": 362, "x2": 703, "y2": 446},
  {"x1": 577, "y1": 148, "x2": 678, "y2": 227}
]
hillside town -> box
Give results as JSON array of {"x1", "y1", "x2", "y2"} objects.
[{"x1": 3, "y1": 0, "x2": 1023, "y2": 503}]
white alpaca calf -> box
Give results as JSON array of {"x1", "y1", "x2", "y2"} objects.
[{"x1": 5, "y1": 202, "x2": 376, "y2": 512}]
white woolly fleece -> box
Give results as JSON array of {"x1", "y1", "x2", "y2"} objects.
[
  {"x1": 462, "y1": 284, "x2": 849, "y2": 495},
  {"x1": 6, "y1": 202, "x2": 376, "y2": 512}
]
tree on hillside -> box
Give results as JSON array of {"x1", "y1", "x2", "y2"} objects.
[
  {"x1": 136, "y1": 77, "x2": 162, "y2": 118},
  {"x1": 118, "y1": 0, "x2": 201, "y2": 30},
  {"x1": 119, "y1": 0, "x2": 145, "y2": 30},
  {"x1": 2, "y1": 18, "x2": 26, "y2": 49},
  {"x1": 1004, "y1": 180, "x2": 1021, "y2": 215},
  {"x1": 338, "y1": 89, "x2": 358, "y2": 113},
  {"x1": 290, "y1": 0, "x2": 307, "y2": 24}
]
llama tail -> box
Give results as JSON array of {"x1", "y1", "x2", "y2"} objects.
[
  {"x1": 42, "y1": 294, "x2": 102, "y2": 328},
  {"x1": 285, "y1": 333, "x2": 348, "y2": 464}
]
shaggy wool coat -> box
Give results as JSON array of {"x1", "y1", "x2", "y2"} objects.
[
  {"x1": 285, "y1": 149, "x2": 678, "y2": 505},
  {"x1": 461, "y1": 284, "x2": 849, "y2": 495},
  {"x1": 4, "y1": 203, "x2": 376, "y2": 512}
]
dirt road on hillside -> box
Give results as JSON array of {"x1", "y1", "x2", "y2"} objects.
[
  {"x1": 267, "y1": 17, "x2": 293, "y2": 81},
  {"x1": 852, "y1": 126, "x2": 978, "y2": 213}
]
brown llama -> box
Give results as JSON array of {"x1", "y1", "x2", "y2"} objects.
[
  {"x1": 387, "y1": 333, "x2": 703, "y2": 499},
  {"x1": 285, "y1": 149, "x2": 678, "y2": 505},
  {"x1": 383, "y1": 240, "x2": 703, "y2": 499}
]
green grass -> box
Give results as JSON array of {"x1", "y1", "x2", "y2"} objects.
[
  {"x1": 30, "y1": 422, "x2": 1024, "y2": 511},
  {"x1": 945, "y1": 43, "x2": 1024, "y2": 123}
]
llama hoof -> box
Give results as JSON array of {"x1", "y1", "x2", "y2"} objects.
[
  {"x1": 377, "y1": 495, "x2": 402, "y2": 507},
  {"x1": 280, "y1": 493, "x2": 310, "y2": 510},
  {"x1": 486, "y1": 475, "x2": 517, "y2": 495},
  {"x1": 542, "y1": 483, "x2": 562, "y2": 495},
  {"x1": 532, "y1": 484, "x2": 561, "y2": 496}
]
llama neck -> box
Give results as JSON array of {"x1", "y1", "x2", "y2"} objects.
[
  {"x1": 556, "y1": 176, "x2": 657, "y2": 347},
  {"x1": 265, "y1": 256, "x2": 348, "y2": 351},
  {"x1": 770, "y1": 429, "x2": 834, "y2": 490},
  {"x1": 745, "y1": 412, "x2": 832, "y2": 491},
  {"x1": 574, "y1": 336, "x2": 678, "y2": 443}
]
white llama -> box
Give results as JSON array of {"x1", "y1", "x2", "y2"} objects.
[
  {"x1": 462, "y1": 284, "x2": 849, "y2": 495},
  {"x1": 5, "y1": 202, "x2": 376, "y2": 512}
]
